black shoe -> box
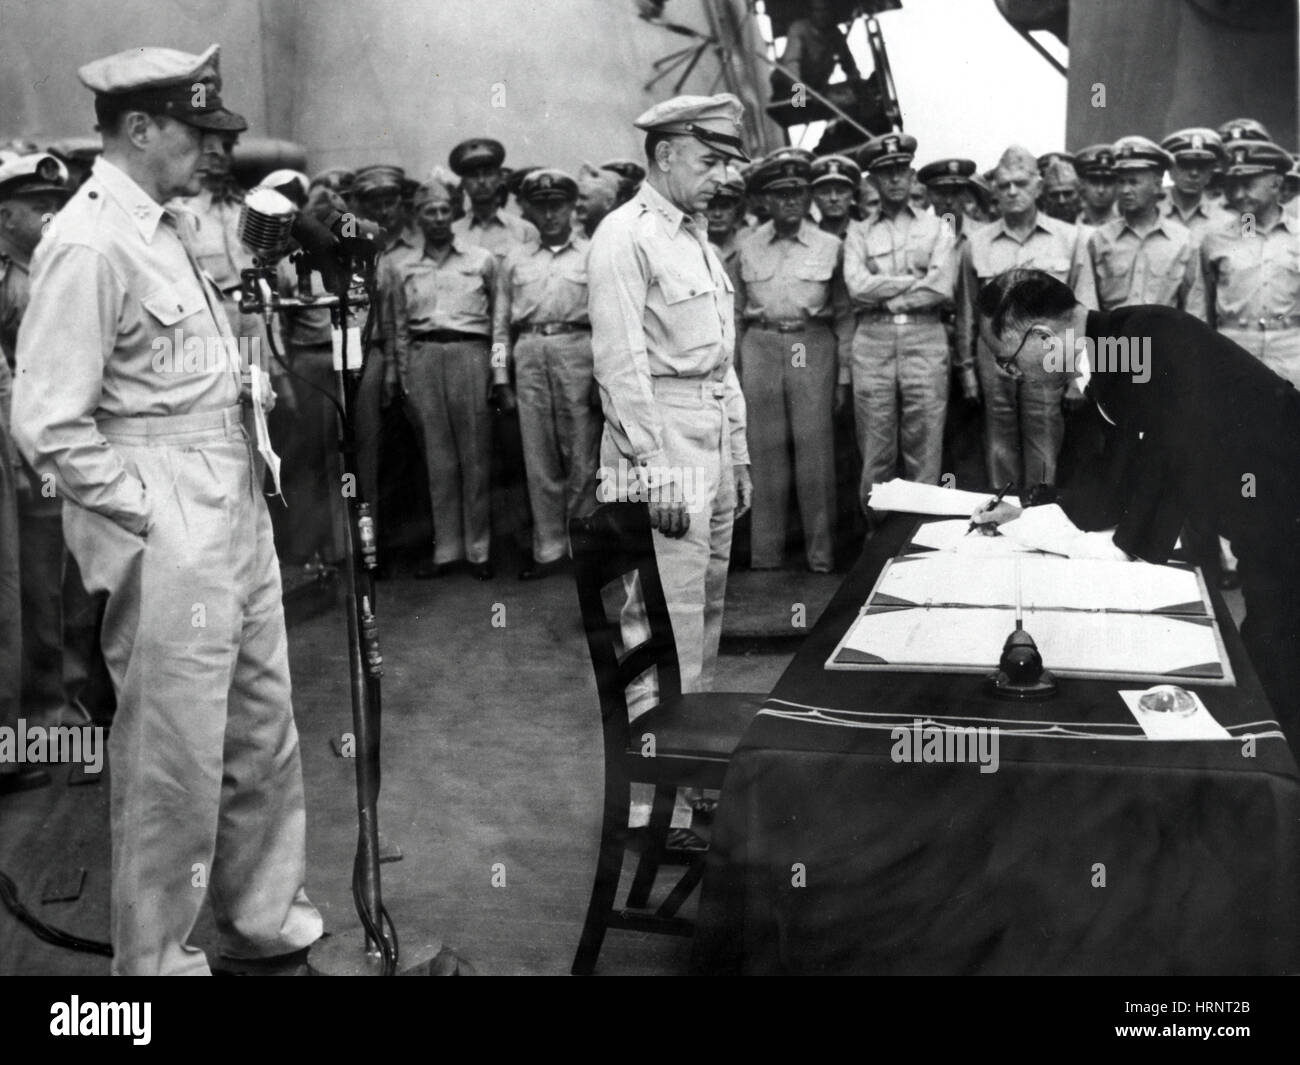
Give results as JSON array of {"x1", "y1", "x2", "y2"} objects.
[
  {"x1": 415, "y1": 562, "x2": 455, "y2": 580},
  {"x1": 213, "y1": 943, "x2": 315, "y2": 976},
  {"x1": 665, "y1": 827, "x2": 709, "y2": 853},
  {"x1": 0, "y1": 767, "x2": 51, "y2": 797},
  {"x1": 470, "y1": 562, "x2": 494, "y2": 581},
  {"x1": 1218, "y1": 569, "x2": 1241, "y2": 591},
  {"x1": 518, "y1": 557, "x2": 567, "y2": 581}
]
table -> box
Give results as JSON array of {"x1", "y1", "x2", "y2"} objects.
[{"x1": 691, "y1": 516, "x2": 1300, "y2": 975}]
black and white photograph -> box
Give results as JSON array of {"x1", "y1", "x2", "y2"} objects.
[{"x1": 0, "y1": 0, "x2": 1295, "y2": 1029}]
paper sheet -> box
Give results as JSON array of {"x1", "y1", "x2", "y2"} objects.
[
  {"x1": 1118, "y1": 689, "x2": 1231, "y2": 740},
  {"x1": 909, "y1": 519, "x2": 1043, "y2": 556},
  {"x1": 249, "y1": 364, "x2": 283, "y2": 500},
  {"x1": 868, "y1": 478, "x2": 1021, "y2": 516}
]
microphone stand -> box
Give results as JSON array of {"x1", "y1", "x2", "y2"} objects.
[{"x1": 241, "y1": 252, "x2": 472, "y2": 976}]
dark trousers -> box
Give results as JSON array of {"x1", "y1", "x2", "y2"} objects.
[{"x1": 1239, "y1": 551, "x2": 1300, "y2": 753}]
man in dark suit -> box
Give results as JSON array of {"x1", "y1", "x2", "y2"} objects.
[{"x1": 971, "y1": 268, "x2": 1300, "y2": 750}]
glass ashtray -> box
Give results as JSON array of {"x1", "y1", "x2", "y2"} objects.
[{"x1": 1138, "y1": 685, "x2": 1197, "y2": 715}]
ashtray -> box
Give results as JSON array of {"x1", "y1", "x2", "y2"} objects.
[{"x1": 1137, "y1": 685, "x2": 1197, "y2": 715}]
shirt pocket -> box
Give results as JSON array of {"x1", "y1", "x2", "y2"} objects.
[
  {"x1": 1038, "y1": 256, "x2": 1073, "y2": 281},
  {"x1": 656, "y1": 271, "x2": 722, "y2": 352},
  {"x1": 443, "y1": 263, "x2": 490, "y2": 318},
  {"x1": 141, "y1": 286, "x2": 207, "y2": 328}
]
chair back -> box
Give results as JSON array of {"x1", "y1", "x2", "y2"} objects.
[{"x1": 570, "y1": 503, "x2": 682, "y2": 751}]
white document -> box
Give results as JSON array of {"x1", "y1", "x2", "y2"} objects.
[
  {"x1": 248, "y1": 364, "x2": 284, "y2": 500},
  {"x1": 1027, "y1": 611, "x2": 1228, "y2": 681},
  {"x1": 909, "y1": 519, "x2": 1042, "y2": 556},
  {"x1": 1118, "y1": 689, "x2": 1232, "y2": 741},
  {"x1": 868, "y1": 478, "x2": 1020, "y2": 516},
  {"x1": 834, "y1": 607, "x2": 1015, "y2": 669}
]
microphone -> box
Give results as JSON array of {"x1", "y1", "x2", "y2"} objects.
[{"x1": 238, "y1": 186, "x2": 297, "y2": 262}]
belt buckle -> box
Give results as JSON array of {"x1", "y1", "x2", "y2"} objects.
[{"x1": 891, "y1": 313, "x2": 908, "y2": 326}]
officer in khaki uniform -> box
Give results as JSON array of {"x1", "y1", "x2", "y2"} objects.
[
  {"x1": 1074, "y1": 144, "x2": 1120, "y2": 229},
  {"x1": 811, "y1": 154, "x2": 861, "y2": 241},
  {"x1": 1078, "y1": 136, "x2": 1198, "y2": 313},
  {"x1": 1160, "y1": 128, "x2": 1233, "y2": 236},
  {"x1": 733, "y1": 153, "x2": 852, "y2": 572},
  {"x1": 588, "y1": 93, "x2": 752, "y2": 715},
  {"x1": 844, "y1": 132, "x2": 957, "y2": 504},
  {"x1": 491, "y1": 169, "x2": 599, "y2": 579},
  {"x1": 704, "y1": 171, "x2": 748, "y2": 272},
  {"x1": 12, "y1": 44, "x2": 322, "y2": 975},
  {"x1": 1190, "y1": 140, "x2": 1300, "y2": 387},
  {"x1": 381, "y1": 179, "x2": 498, "y2": 579}
]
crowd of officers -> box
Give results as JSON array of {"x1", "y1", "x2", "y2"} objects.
[{"x1": 2, "y1": 112, "x2": 1298, "y2": 750}]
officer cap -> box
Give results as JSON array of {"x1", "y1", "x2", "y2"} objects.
[
  {"x1": 1160, "y1": 128, "x2": 1224, "y2": 164},
  {"x1": 1110, "y1": 135, "x2": 1173, "y2": 172},
  {"x1": 504, "y1": 166, "x2": 537, "y2": 196},
  {"x1": 917, "y1": 157, "x2": 976, "y2": 187},
  {"x1": 309, "y1": 166, "x2": 355, "y2": 195},
  {"x1": 811, "y1": 154, "x2": 862, "y2": 188},
  {"x1": 1074, "y1": 144, "x2": 1116, "y2": 177},
  {"x1": 710, "y1": 167, "x2": 746, "y2": 202},
  {"x1": 520, "y1": 168, "x2": 577, "y2": 203},
  {"x1": 78, "y1": 44, "x2": 247, "y2": 132},
  {"x1": 0, "y1": 153, "x2": 71, "y2": 201},
  {"x1": 1222, "y1": 140, "x2": 1292, "y2": 177},
  {"x1": 750, "y1": 154, "x2": 811, "y2": 192},
  {"x1": 260, "y1": 168, "x2": 309, "y2": 207},
  {"x1": 1036, "y1": 150, "x2": 1075, "y2": 172},
  {"x1": 448, "y1": 138, "x2": 506, "y2": 175},
  {"x1": 634, "y1": 93, "x2": 749, "y2": 163},
  {"x1": 1217, "y1": 118, "x2": 1272, "y2": 144},
  {"x1": 352, "y1": 164, "x2": 406, "y2": 198},
  {"x1": 860, "y1": 132, "x2": 918, "y2": 170},
  {"x1": 601, "y1": 159, "x2": 645, "y2": 186}
]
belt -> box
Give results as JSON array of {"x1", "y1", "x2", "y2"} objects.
[
  {"x1": 864, "y1": 310, "x2": 942, "y2": 325},
  {"x1": 96, "y1": 403, "x2": 246, "y2": 442},
  {"x1": 519, "y1": 321, "x2": 590, "y2": 336},
  {"x1": 1228, "y1": 315, "x2": 1300, "y2": 331},
  {"x1": 411, "y1": 329, "x2": 490, "y2": 344},
  {"x1": 751, "y1": 317, "x2": 828, "y2": 334},
  {"x1": 651, "y1": 374, "x2": 728, "y2": 401}
]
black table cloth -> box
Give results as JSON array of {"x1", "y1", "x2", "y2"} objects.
[{"x1": 691, "y1": 516, "x2": 1300, "y2": 974}]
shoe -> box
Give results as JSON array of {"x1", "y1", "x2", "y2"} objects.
[
  {"x1": 415, "y1": 562, "x2": 455, "y2": 580},
  {"x1": 470, "y1": 562, "x2": 494, "y2": 581},
  {"x1": 1218, "y1": 569, "x2": 1241, "y2": 591},
  {"x1": 665, "y1": 827, "x2": 709, "y2": 853},
  {"x1": 518, "y1": 556, "x2": 567, "y2": 580},
  {"x1": 213, "y1": 943, "x2": 315, "y2": 977},
  {"x1": 0, "y1": 767, "x2": 51, "y2": 797}
]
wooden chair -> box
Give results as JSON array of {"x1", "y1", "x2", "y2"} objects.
[{"x1": 569, "y1": 502, "x2": 763, "y2": 975}]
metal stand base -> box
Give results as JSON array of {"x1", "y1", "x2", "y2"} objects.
[{"x1": 307, "y1": 926, "x2": 475, "y2": 976}]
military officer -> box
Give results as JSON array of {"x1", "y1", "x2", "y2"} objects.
[
  {"x1": 491, "y1": 169, "x2": 599, "y2": 579},
  {"x1": 733, "y1": 153, "x2": 851, "y2": 572},
  {"x1": 918, "y1": 158, "x2": 981, "y2": 237},
  {"x1": 956, "y1": 145, "x2": 1095, "y2": 491},
  {"x1": 1039, "y1": 155, "x2": 1082, "y2": 223},
  {"x1": 844, "y1": 131, "x2": 957, "y2": 505},
  {"x1": 1075, "y1": 144, "x2": 1120, "y2": 228},
  {"x1": 1160, "y1": 128, "x2": 1232, "y2": 235},
  {"x1": 381, "y1": 179, "x2": 497, "y2": 579},
  {"x1": 576, "y1": 162, "x2": 623, "y2": 238},
  {"x1": 811, "y1": 154, "x2": 861, "y2": 240},
  {"x1": 704, "y1": 170, "x2": 748, "y2": 271},
  {"x1": 1078, "y1": 136, "x2": 1197, "y2": 313},
  {"x1": 1217, "y1": 117, "x2": 1273, "y2": 144},
  {"x1": 11, "y1": 44, "x2": 322, "y2": 974},
  {"x1": 601, "y1": 158, "x2": 646, "y2": 206},
  {"x1": 588, "y1": 92, "x2": 752, "y2": 715},
  {"x1": 449, "y1": 138, "x2": 539, "y2": 258},
  {"x1": 1189, "y1": 140, "x2": 1300, "y2": 388}
]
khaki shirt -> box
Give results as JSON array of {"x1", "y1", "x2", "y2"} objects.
[
  {"x1": 378, "y1": 234, "x2": 496, "y2": 382},
  {"x1": 491, "y1": 233, "x2": 590, "y2": 384},
  {"x1": 732, "y1": 219, "x2": 855, "y2": 382},
  {"x1": 1160, "y1": 195, "x2": 1232, "y2": 238},
  {"x1": 0, "y1": 232, "x2": 32, "y2": 368},
  {"x1": 1188, "y1": 210, "x2": 1300, "y2": 330},
  {"x1": 843, "y1": 204, "x2": 957, "y2": 313},
  {"x1": 955, "y1": 212, "x2": 1094, "y2": 391},
  {"x1": 587, "y1": 179, "x2": 748, "y2": 475},
  {"x1": 1079, "y1": 214, "x2": 1197, "y2": 312},
  {"x1": 451, "y1": 209, "x2": 539, "y2": 263},
  {"x1": 12, "y1": 156, "x2": 240, "y2": 535}
]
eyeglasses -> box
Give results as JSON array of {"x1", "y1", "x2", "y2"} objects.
[{"x1": 995, "y1": 325, "x2": 1035, "y2": 378}]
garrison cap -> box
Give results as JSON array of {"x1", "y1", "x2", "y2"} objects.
[
  {"x1": 0, "y1": 153, "x2": 71, "y2": 200},
  {"x1": 1160, "y1": 128, "x2": 1224, "y2": 164},
  {"x1": 352, "y1": 164, "x2": 405, "y2": 197},
  {"x1": 412, "y1": 178, "x2": 456, "y2": 209},
  {"x1": 576, "y1": 161, "x2": 621, "y2": 199},
  {"x1": 811, "y1": 154, "x2": 861, "y2": 188},
  {"x1": 520, "y1": 168, "x2": 577, "y2": 202},
  {"x1": 1074, "y1": 144, "x2": 1116, "y2": 177},
  {"x1": 309, "y1": 166, "x2": 355, "y2": 195},
  {"x1": 634, "y1": 93, "x2": 749, "y2": 163},
  {"x1": 78, "y1": 44, "x2": 247, "y2": 132},
  {"x1": 1217, "y1": 118, "x2": 1272, "y2": 144},
  {"x1": 601, "y1": 159, "x2": 645, "y2": 186},
  {"x1": 1222, "y1": 140, "x2": 1292, "y2": 177},
  {"x1": 917, "y1": 157, "x2": 976, "y2": 187},
  {"x1": 750, "y1": 153, "x2": 811, "y2": 192},
  {"x1": 448, "y1": 138, "x2": 506, "y2": 175},
  {"x1": 1110, "y1": 135, "x2": 1173, "y2": 172},
  {"x1": 860, "y1": 132, "x2": 917, "y2": 170},
  {"x1": 1036, "y1": 150, "x2": 1074, "y2": 172}
]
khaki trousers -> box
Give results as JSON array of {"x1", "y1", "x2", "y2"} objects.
[{"x1": 65, "y1": 405, "x2": 321, "y2": 975}]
